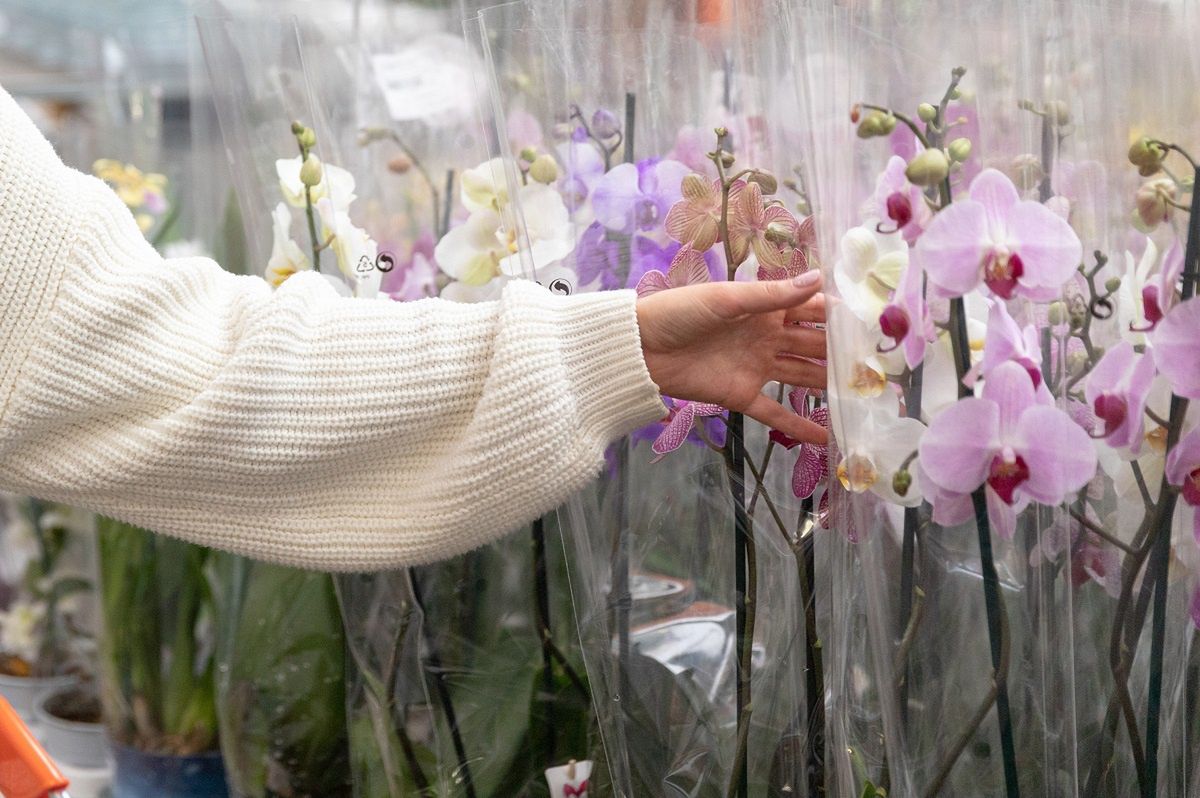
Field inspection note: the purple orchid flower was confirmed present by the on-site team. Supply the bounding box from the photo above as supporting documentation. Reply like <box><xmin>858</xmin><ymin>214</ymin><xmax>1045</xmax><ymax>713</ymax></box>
<box><xmin>1191</xmin><ymin>585</ymin><xmax>1200</xmax><ymax>630</ymax></box>
<box><xmin>576</xmin><ymin>226</ymin><xmax>717</xmax><ymax>291</ymax></box>
<box><xmin>965</xmin><ymin>299</ymin><xmax>1050</xmax><ymax>399</ymax></box>
<box><xmin>1151</xmin><ymin>296</ymin><xmax>1200</xmax><ymax>399</ymax></box>
<box><xmin>652</xmin><ymin>398</ymin><xmax>726</xmax><ymax>460</ymax></box>
<box><xmin>915</xmin><ymin>169</ymin><xmax>1082</xmax><ymax>301</ymax></box>
<box><xmin>1165</xmin><ymin>426</ymin><xmax>1200</xmax><ymax>545</ymax></box>
<box><xmin>879</xmin><ymin>256</ymin><xmax>933</xmax><ymax>370</ymax></box>
<box><xmin>873</xmin><ymin>155</ymin><xmax>933</xmax><ymax>242</ymax></box>
<box><xmin>919</xmin><ymin>360</ymin><xmax>1097</xmax><ymax>539</ymax></box>
<box><xmin>592</xmin><ymin>157</ymin><xmax>691</xmax><ymax>235</ymax></box>
<box><xmin>1083</xmin><ymin>341</ymin><xmax>1157</xmax><ymax>453</ymax></box>
<box><xmin>556</xmin><ymin>139</ymin><xmax>606</xmax><ymax>212</ymax></box>
<box><xmin>767</xmin><ymin>388</ymin><xmax>829</xmax><ymax>499</ymax></box>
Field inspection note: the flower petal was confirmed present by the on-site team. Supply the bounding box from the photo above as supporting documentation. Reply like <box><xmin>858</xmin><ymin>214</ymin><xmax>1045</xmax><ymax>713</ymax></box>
<box><xmin>919</xmin><ymin>397</ymin><xmax>998</xmax><ymax>494</ymax></box>
<box><xmin>1008</xmin><ymin>201</ymin><xmax>1084</xmax><ymax>292</ymax></box>
<box><xmin>1166</xmin><ymin>428</ymin><xmax>1200</xmax><ymax>487</ymax></box>
<box><xmin>915</xmin><ymin>200</ymin><xmax>988</xmax><ymax>297</ymax></box>
<box><xmin>1151</xmin><ymin>297</ymin><xmax>1200</xmax><ymax>399</ymax></box>
<box><xmin>635</xmin><ymin>269</ymin><xmax>672</xmax><ymax>297</ymax></box>
<box><xmin>652</xmin><ymin>403</ymin><xmax>697</xmax><ymax>456</ymax></box>
<box><xmin>968</xmin><ymin>168</ymin><xmax>1020</xmax><ymax>237</ymax></box>
<box><xmin>1015</xmin><ymin>405</ymin><xmax>1098</xmax><ymax>505</ymax></box>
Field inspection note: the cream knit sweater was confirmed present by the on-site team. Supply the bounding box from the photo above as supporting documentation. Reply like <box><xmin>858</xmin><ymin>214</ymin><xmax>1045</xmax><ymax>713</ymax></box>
<box><xmin>0</xmin><ymin>87</ymin><xmax>667</xmax><ymax>571</ymax></box>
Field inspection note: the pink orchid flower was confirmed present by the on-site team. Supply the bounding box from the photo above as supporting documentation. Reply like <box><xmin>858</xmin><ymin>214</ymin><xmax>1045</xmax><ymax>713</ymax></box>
<box><xmin>965</xmin><ymin>299</ymin><xmax>1049</xmax><ymax>398</ymax></box>
<box><xmin>1139</xmin><ymin>238</ymin><xmax>1184</xmax><ymax>330</ymax></box>
<box><xmin>1165</xmin><ymin>426</ymin><xmax>1200</xmax><ymax>544</ymax></box>
<box><xmin>726</xmin><ymin>181</ymin><xmax>800</xmax><ymax>268</ymax></box>
<box><xmin>878</xmin><ymin>255</ymin><xmax>932</xmax><ymax>370</ymax></box>
<box><xmin>1191</xmin><ymin>586</ymin><xmax>1200</xmax><ymax>630</ymax></box>
<box><xmin>768</xmin><ymin>388</ymin><xmax>829</xmax><ymax>499</ymax></box>
<box><xmin>1083</xmin><ymin>341</ymin><xmax>1157</xmax><ymax>453</ymax></box>
<box><xmin>915</xmin><ymin>169</ymin><xmax>1082</xmax><ymax>301</ymax></box>
<box><xmin>919</xmin><ymin>360</ymin><xmax>1097</xmax><ymax>539</ymax></box>
<box><xmin>652</xmin><ymin>398</ymin><xmax>725</xmax><ymax>460</ymax></box>
<box><xmin>1150</xmin><ymin>296</ymin><xmax>1200</xmax><ymax>400</ymax></box>
<box><xmin>635</xmin><ymin>245</ymin><xmax>713</xmax><ymax>297</ymax></box>
<box><xmin>873</xmin><ymin>155</ymin><xmax>933</xmax><ymax>242</ymax></box>
<box><xmin>664</xmin><ymin>176</ymin><xmax>743</xmax><ymax>253</ymax></box>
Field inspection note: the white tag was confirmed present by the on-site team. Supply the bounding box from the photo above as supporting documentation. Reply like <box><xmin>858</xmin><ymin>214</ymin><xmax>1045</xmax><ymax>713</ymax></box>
<box><xmin>371</xmin><ymin>34</ymin><xmax>480</xmax><ymax>126</ymax></box>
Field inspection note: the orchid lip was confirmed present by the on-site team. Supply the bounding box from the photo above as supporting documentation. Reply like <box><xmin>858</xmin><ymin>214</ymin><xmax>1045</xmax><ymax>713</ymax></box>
<box><xmin>1092</xmin><ymin>393</ymin><xmax>1128</xmax><ymax>438</ymax></box>
<box><xmin>983</xmin><ymin>250</ymin><xmax>1024</xmax><ymax>300</ymax></box>
<box><xmin>1183</xmin><ymin>468</ymin><xmax>1200</xmax><ymax>507</ymax></box>
<box><xmin>987</xmin><ymin>453</ymin><xmax>1030</xmax><ymax>505</ymax></box>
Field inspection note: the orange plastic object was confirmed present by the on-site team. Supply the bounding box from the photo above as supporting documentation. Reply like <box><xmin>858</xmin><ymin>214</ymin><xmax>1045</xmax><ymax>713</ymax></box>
<box><xmin>0</xmin><ymin>695</ymin><xmax>70</xmax><ymax>798</ymax></box>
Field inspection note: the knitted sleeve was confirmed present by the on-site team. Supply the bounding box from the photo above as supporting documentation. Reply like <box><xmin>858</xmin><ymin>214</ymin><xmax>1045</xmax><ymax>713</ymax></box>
<box><xmin>0</xmin><ymin>87</ymin><xmax>666</xmax><ymax>571</ymax></box>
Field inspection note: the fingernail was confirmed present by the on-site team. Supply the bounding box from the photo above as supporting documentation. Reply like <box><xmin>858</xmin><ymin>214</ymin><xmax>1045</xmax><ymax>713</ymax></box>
<box><xmin>792</xmin><ymin>271</ymin><xmax>820</xmax><ymax>287</ymax></box>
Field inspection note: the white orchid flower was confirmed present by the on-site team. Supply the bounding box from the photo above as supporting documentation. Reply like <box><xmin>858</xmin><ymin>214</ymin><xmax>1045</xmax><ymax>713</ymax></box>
<box><xmin>833</xmin><ymin>225</ymin><xmax>909</xmax><ymax>326</ymax></box>
<box><xmin>266</xmin><ymin>202</ymin><xmax>312</xmax><ymax>287</ymax></box>
<box><xmin>460</xmin><ymin>157</ymin><xmax>510</xmax><ymax>214</ymax></box>
<box><xmin>497</xmin><ymin>183</ymin><xmax>573</xmax><ymax>278</ymax></box>
<box><xmin>315</xmin><ymin>198</ymin><xmax>380</xmax><ymax>299</ymax></box>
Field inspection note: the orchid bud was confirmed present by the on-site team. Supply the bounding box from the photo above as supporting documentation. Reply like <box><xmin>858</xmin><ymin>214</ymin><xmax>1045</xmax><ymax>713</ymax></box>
<box><xmin>849</xmin><ymin>104</ymin><xmax>862</xmax><ymax>123</ymax></box>
<box><xmin>1017</xmin><ymin>99</ymin><xmax>1036</xmax><ymax>112</ymax></box>
<box><xmin>299</xmin><ymin>154</ymin><xmax>323</xmax><ymax>187</ymax></box>
<box><xmin>1046</xmin><ymin>301</ymin><xmax>1067</xmax><ymax>326</ymax></box>
<box><xmin>519</xmin><ymin>146</ymin><xmax>539</xmax><ymax>163</ymax></box>
<box><xmin>714</xmin><ymin>126</ymin><xmax>729</xmax><ymax>139</ymax></box>
<box><xmin>917</xmin><ymin>103</ymin><xmax>937</xmax><ymax>123</ymax></box>
<box><xmin>1046</xmin><ymin>100</ymin><xmax>1070</xmax><ymax>126</ymax></box>
<box><xmin>297</xmin><ymin>127</ymin><xmax>317</xmax><ymax>150</ymax></box>
<box><xmin>947</xmin><ymin>138</ymin><xmax>972</xmax><ymax>162</ymax></box>
<box><xmin>892</xmin><ymin>468</ymin><xmax>912</xmax><ymax>498</ymax></box>
<box><xmin>856</xmin><ymin>110</ymin><xmax>896</xmax><ymax>139</ymax></box>
<box><xmin>948</xmin><ymin>88</ymin><xmax>962</xmax><ymax>100</ymax></box>
<box><xmin>905</xmin><ymin>148</ymin><xmax>950</xmax><ymax>187</ymax></box>
<box><xmin>291</xmin><ymin>120</ymin><xmax>306</xmax><ymax>136</ymax></box>
<box><xmin>1067</xmin><ymin>350</ymin><xmax>1089</xmax><ymax>377</ymax></box>
<box><xmin>1136</xmin><ymin>177</ymin><xmax>1175</xmax><ymax>228</ymax></box>
<box><xmin>529</xmin><ymin>154</ymin><xmax>559</xmax><ymax>184</ymax></box>
<box><xmin>748</xmin><ymin>170</ymin><xmax>778</xmax><ymax>194</ymax></box>
<box><xmin>720</xmin><ymin>152</ymin><xmax>736</xmax><ymax>169</ymax></box>
<box><xmin>387</xmin><ymin>155</ymin><xmax>412</xmax><ymax>174</ymax></box>
<box><xmin>591</xmin><ymin>109</ymin><xmax>621</xmax><ymax>140</ymax></box>
<box><xmin>1104</xmin><ymin>276</ymin><xmax>1122</xmax><ymax>294</ymax></box>
<box><xmin>1128</xmin><ymin>137</ymin><xmax>1165</xmax><ymax>172</ymax></box>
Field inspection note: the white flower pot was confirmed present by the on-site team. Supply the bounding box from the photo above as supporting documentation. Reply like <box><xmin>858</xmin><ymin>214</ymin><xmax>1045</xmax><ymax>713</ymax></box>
<box><xmin>0</xmin><ymin>671</ymin><xmax>76</xmax><ymax>721</ymax></box>
<box><xmin>35</xmin><ymin>687</ymin><xmax>109</xmax><ymax>769</ymax></box>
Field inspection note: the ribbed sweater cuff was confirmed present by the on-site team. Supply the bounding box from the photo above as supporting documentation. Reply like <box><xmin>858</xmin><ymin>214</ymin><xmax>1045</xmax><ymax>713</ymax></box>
<box><xmin>549</xmin><ymin>287</ymin><xmax>667</xmax><ymax>445</ymax></box>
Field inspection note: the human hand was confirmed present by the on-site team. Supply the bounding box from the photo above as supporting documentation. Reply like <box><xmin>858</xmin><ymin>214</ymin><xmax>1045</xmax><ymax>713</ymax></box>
<box><xmin>636</xmin><ymin>271</ymin><xmax>828</xmax><ymax>444</ymax></box>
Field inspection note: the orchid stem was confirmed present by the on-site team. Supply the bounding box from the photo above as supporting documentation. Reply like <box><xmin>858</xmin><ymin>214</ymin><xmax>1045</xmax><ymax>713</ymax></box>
<box><xmin>531</xmin><ymin>517</ymin><xmax>557</xmax><ymax>767</ymax></box>
<box><xmin>711</xmin><ymin>128</ymin><xmax>755</xmax><ymax>798</ymax></box>
<box><xmin>945</xmin><ymin>297</ymin><xmax>1021</xmax><ymax>798</ymax></box>
<box><xmin>1142</xmin><ymin>165</ymin><xmax>1199</xmax><ymax>796</ymax></box>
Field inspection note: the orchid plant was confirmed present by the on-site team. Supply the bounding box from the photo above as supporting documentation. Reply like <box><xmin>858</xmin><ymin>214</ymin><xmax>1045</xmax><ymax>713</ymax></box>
<box><xmin>0</xmin><ymin>497</ymin><xmax>94</xmax><ymax>681</ymax></box>
<box><xmin>827</xmin><ymin>67</ymin><xmax>1200</xmax><ymax>797</ymax></box>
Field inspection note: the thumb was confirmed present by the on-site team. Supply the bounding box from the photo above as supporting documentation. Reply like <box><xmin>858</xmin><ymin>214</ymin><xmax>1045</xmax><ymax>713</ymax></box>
<box><xmin>723</xmin><ymin>272</ymin><xmax>823</xmax><ymax>315</ymax></box>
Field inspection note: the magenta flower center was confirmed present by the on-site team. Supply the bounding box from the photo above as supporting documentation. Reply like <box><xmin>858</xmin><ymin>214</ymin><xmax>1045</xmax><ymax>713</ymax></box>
<box><xmin>983</xmin><ymin>251</ymin><xmax>1024</xmax><ymax>299</ymax></box>
<box><xmin>1183</xmin><ymin>467</ymin><xmax>1200</xmax><ymax>507</ymax></box>
<box><xmin>879</xmin><ymin>305</ymin><xmax>910</xmax><ymax>341</ymax></box>
<box><xmin>987</xmin><ymin>452</ymin><xmax>1030</xmax><ymax>504</ymax></box>
<box><xmin>1092</xmin><ymin>393</ymin><xmax>1128</xmax><ymax>438</ymax></box>
<box><xmin>1141</xmin><ymin>285</ymin><xmax>1163</xmax><ymax>326</ymax></box>
<box><xmin>885</xmin><ymin>192</ymin><xmax>913</xmax><ymax>228</ymax></box>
